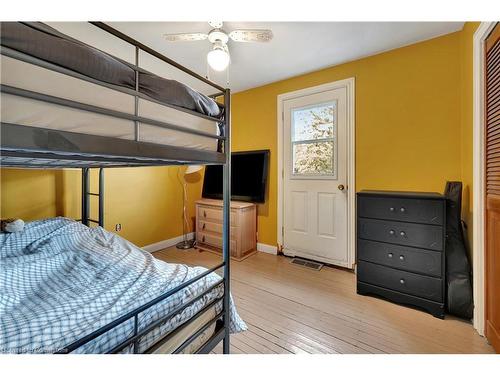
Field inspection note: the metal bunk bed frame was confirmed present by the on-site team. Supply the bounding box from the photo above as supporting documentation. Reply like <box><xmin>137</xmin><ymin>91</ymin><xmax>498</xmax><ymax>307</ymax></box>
<box><xmin>0</xmin><ymin>22</ymin><xmax>232</xmax><ymax>354</ymax></box>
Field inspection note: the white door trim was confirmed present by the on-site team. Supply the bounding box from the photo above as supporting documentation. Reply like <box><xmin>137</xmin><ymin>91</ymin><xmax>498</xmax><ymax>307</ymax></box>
<box><xmin>472</xmin><ymin>22</ymin><xmax>496</xmax><ymax>336</ymax></box>
<box><xmin>277</xmin><ymin>78</ymin><xmax>356</xmax><ymax>268</ymax></box>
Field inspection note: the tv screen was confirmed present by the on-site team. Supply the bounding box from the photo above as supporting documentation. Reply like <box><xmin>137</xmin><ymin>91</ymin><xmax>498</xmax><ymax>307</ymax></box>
<box><xmin>202</xmin><ymin>150</ymin><xmax>270</xmax><ymax>203</ymax></box>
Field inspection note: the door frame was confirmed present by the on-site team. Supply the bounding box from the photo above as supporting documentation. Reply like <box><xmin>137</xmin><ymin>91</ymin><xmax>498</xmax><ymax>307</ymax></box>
<box><xmin>473</xmin><ymin>22</ymin><xmax>496</xmax><ymax>336</ymax></box>
<box><xmin>277</xmin><ymin>78</ymin><xmax>356</xmax><ymax>268</ymax></box>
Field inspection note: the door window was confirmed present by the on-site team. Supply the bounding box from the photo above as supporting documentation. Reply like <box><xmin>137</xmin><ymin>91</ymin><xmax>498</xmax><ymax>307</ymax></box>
<box><xmin>291</xmin><ymin>101</ymin><xmax>336</xmax><ymax>178</ymax></box>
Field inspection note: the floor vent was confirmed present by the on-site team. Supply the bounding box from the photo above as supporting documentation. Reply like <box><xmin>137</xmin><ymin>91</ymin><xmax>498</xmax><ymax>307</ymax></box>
<box><xmin>290</xmin><ymin>257</ymin><xmax>323</xmax><ymax>271</ymax></box>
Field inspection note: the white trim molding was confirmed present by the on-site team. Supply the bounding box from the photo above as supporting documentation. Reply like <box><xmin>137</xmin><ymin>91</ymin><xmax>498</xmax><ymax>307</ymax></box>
<box><xmin>257</xmin><ymin>243</ymin><xmax>278</xmax><ymax>255</ymax></box>
<box><xmin>142</xmin><ymin>232</ymin><xmax>194</xmax><ymax>253</ymax></box>
<box><xmin>472</xmin><ymin>22</ymin><xmax>496</xmax><ymax>336</ymax></box>
<box><xmin>277</xmin><ymin>77</ymin><xmax>356</xmax><ymax>269</ymax></box>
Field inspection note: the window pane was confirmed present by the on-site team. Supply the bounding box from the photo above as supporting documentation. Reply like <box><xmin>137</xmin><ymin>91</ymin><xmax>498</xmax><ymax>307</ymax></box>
<box><xmin>293</xmin><ymin>141</ymin><xmax>334</xmax><ymax>175</ymax></box>
<box><xmin>292</xmin><ymin>102</ymin><xmax>335</xmax><ymax>141</ymax></box>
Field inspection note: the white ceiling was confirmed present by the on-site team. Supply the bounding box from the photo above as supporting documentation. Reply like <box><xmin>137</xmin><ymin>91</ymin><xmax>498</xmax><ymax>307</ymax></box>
<box><xmin>107</xmin><ymin>22</ymin><xmax>463</xmax><ymax>93</ymax></box>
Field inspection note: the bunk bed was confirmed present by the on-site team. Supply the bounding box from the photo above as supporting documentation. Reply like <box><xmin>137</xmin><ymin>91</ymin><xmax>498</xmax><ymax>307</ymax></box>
<box><xmin>0</xmin><ymin>22</ymin><xmax>243</xmax><ymax>354</ymax></box>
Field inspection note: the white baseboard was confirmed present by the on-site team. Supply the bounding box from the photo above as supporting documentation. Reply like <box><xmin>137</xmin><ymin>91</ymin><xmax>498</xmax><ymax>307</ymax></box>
<box><xmin>143</xmin><ymin>235</ymin><xmax>277</xmax><ymax>256</ymax></box>
<box><xmin>142</xmin><ymin>232</ymin><xmax>194</xmax><ymax>253</ymax></box>
<box><xmin>257</xmin><ymin>242</ymin><xmax>278</xmax><ymax>255</ymax></box>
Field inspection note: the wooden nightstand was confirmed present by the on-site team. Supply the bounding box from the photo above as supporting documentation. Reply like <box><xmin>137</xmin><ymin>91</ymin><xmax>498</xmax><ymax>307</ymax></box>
<box><xmin>195</xmin><ymin>198</ymin><xmax>257</xmax><ymax>261</ymax></box>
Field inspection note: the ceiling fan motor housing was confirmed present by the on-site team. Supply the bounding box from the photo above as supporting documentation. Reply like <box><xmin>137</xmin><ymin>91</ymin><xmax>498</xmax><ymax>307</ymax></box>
<box><xmin>208</xmin><ymin>29</ymin><xmax>229</xmax><ymax>44</ymax></box>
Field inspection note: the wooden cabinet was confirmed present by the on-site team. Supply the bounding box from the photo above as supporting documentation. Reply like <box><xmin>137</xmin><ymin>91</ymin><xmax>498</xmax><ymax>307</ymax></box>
<box><xmin>195</xmin><ymin>199</ymin><xmax>257</xmax><ymax>261</ymax></box>
<box><xmin>485</xmin><ymin>23</ymin><xmax>500</xmax><ymax>353</ymax></box>
<box><xmin>356</xmin><ymin>191</ymin><xmax>446</xmax><ymax>319</ymax></box>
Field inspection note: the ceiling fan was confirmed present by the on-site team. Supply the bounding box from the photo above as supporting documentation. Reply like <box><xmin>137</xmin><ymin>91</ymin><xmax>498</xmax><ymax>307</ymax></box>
<box><xmin>164</xmin><ymin>21</ymin><xmax>273</xmax><ymax>71</ymax></box>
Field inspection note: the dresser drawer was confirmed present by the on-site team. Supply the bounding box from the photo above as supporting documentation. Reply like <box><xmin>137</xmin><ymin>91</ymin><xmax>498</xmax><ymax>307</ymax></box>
<box><xmin>197</xmin><ymin>232</ymin><xmax>237</xmax><ymax>256</ymax></box>
<box><xmin>358</xmin><ymin>218</ymin><xmax>443</xmax><ymax>251</ymax></box>
<box><xmin>358</xmin><ymin>196</ymin><xmax>444</xmax><ymax>225</ymax></box>
<box><xmin>357</xmin><ymin>261</ymin><xmax>442</xmax><ymax>302</ymax></box>
<box><xmin>197</xmin><ymin>205</ymin><xmax>238</xmax><ymax>226</ymax></box>
<box><xmin>198</xmin><ymin>220</ymin><xmax>237</xmax><ymax>239</ymax></box>
<box><xmin>357</xmin><ymin>239</ymin><xmax>442</xmax><ymax>277</ymax></box>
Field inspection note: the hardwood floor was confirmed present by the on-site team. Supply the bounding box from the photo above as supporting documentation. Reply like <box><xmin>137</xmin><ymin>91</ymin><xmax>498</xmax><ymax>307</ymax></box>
<box><xmin>154</xmin><ymin>247</ymin><xmax>494</xmax><ymax>354</ymax></box>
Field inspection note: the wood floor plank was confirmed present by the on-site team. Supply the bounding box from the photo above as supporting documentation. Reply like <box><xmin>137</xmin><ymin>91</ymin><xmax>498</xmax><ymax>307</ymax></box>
<box><xmin>154</xmin><ymin>248</ymin><xmax>494</xmax><ymax>354</ymax></box>
<box><xmin>243</xmin><ymin>322</ymin><xmax>310</xmax><ymax>354</ymax></box>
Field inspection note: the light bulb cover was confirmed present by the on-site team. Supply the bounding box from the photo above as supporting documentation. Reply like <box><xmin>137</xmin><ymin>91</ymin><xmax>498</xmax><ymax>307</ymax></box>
<box><xmin>185</xmin><ymin>165</ymin><xmax>203</xmax><ymax>175</ymax></box>
<box><xmin>207</xmin><ymin>46</ymin><xmax>230</xmax><ymax>71</ymax></box>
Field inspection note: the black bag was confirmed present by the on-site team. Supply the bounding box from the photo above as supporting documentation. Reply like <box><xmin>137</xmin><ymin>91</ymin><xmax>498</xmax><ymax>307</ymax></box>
<box><xmin>444</xmin><ymin>181</ymin><xmax>473</xmax><ymax>319</ymax></box>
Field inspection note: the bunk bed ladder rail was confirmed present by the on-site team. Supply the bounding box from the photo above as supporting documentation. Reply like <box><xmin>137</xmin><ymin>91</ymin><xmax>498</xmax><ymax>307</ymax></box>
<box><xmin>81</xmin><ymin>167</ymin><xmax>104</xmax><ymax>227</ymax></box>
<box><xmin>222</xmin><ymin>88</ymin><xmax>231</xmax><ymax>354</ymax></box>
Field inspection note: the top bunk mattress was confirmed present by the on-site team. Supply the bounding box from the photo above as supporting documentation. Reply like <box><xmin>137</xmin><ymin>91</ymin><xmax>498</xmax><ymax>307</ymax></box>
<box><xmin>0</xmin><ymin>22</ymin><xmax>222</xmax><ymax>118</ymax></box>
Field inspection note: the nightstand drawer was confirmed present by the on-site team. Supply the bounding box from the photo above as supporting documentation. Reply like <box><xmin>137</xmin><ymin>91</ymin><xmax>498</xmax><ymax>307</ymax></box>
<box><xmin>357</xmin><ymin>261</ymin><xmax>442</xmax><ymax>302</ymax></box>
<box><xmin>358</xmin><ymin>218</ymin><xmax>443</xmax><ymax>251</ymax></box>
<box><xmin>197</xmin><ymin>206</ymin><xmax>238</xmax><ymax>226</ymax></box>
<box><xmin>358</xmin><ymin>196</ymin><xmax>444</xmax><ymax>225</ymax></box>
<box><xmin>357</xmin><ymin>239</ymin><xmax>442</xmax><ymax>277</ymax></box>
<box><xmin>198</xmin><ymin>221</ymin><xmax>236</xmax><ymax>239</ymax></box>
<box><xmin>197</xmin><ymin>232</ymin><xmax>237</xmax><ymax>256</ymax></box>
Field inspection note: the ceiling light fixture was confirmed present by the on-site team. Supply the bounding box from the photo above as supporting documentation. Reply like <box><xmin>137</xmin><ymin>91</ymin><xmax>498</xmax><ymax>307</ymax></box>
<box><xmin>207</xmin><ymin>42</ymin><xmax>230</xmax><ymax>71</ymax></box>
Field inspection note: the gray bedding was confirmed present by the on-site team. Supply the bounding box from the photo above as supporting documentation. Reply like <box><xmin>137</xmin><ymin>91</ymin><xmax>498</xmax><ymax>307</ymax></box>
<box><xmin>0</xmin><ymin>22</ymin><xmax>222</xmax><ymax>118</ymax></box>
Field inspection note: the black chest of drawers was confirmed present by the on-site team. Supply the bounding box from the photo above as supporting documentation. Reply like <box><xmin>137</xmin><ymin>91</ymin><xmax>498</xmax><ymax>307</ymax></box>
<box><xmin>356</xmin><ymin>190</ymin><xmax>446</xmax><ymax>319</ymax></box>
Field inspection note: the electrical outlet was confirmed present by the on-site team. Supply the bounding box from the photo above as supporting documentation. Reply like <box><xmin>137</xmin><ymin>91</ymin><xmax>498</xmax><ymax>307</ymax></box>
<box><xmin>115</xmin><ymin>223</ymin><xmax>122</xmax><ymax>232</ymax></box>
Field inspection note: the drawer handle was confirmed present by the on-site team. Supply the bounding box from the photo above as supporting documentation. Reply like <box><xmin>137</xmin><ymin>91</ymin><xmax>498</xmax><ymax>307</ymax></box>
<box><xmin>399</xmin><ymin>278</ymin><xmax>405</xmax><ymax>285</ymax></box>
<box><xmin>388</xmin><ymin>253</ymin><xmax>393</xmax><ymax>258</ymax></box>
<box><xmin>203</xmin><ymin>223</ymin><xmax>206</xmax><ymax>230</ymax></box>
<box><xmin>389</xmin><ymin>229</ymin><xmax>395</xmax><ymax>235</ymax></box>
<box><xmin>400</xmin><ymin>207</ymin><xmax>406</xmax><ymax>213</ymax></box>
<box><xmin>400</xmin><ymin>231</ymin><xmax>406</xmax><ymax>237</ymax></box>
<box><xmin>202</xmin><ymin>235</ymin><xmax>205</xmax><ymax>242</ymax></box>
<box><xmin>399</xmin><ymin>255</ymin><xmax>405</xmax><ymax>261</ymax></box>
<box><xmin>203</xmin><ymin>211</ymin><xmax>207</xmax><ymax>218</ymax></box>
<box><xmin>389</xmin><ymin>207</ymin><xmax>395</xmax><ymax>212</ymax></box>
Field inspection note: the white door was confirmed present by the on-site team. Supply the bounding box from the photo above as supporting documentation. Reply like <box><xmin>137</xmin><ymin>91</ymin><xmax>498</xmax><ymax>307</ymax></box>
<box><xmin>282</xmin><ymin>87</ymin><xmax>348</xmax><ymax>266</ymax></box>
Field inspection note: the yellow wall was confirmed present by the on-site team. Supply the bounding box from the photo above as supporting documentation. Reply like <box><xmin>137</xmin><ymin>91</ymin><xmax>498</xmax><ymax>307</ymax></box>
<box><xmin>0</xmin><ymin>169</ymin><xmax>64</xmax><ymax>220</ymax></box>
<box><xmin>233</xmin><ymin>30</ymin><xmax>469</xmax><ymax>247</ymax></box>
<box><xmin>460</xmin><ymin>22</ymin><xmax>480</xmax><ymax>252</ymax></box>
<box><xmin>0</xmin><ymin>23</ymin><xmax>478</xmax><ymax>252</ymax></box>
<box><xmin>0</xmin><ymin>166</ymin><xmax>203</xmax><ymax>248</ymax></box>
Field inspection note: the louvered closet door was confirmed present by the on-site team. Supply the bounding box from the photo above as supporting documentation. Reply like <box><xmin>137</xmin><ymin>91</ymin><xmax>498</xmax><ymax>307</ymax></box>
<box><xmin>485</xmin><ymin>22</ymin><xmax>500</xmax><ymax>353</ymax></box>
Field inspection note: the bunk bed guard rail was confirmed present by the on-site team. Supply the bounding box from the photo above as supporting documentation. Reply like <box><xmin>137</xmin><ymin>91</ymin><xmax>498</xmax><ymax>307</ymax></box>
<box><xmin>1</xmin><ymin>21</ymin><xmax>227</xmax><ymax>167</ymax></box>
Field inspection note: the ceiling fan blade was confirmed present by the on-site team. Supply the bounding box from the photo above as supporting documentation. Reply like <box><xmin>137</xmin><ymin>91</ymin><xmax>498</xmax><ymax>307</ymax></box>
<box><xmin>164</xmin><ymin>33</ymin><xmax>208</xmax><ymax>42</ymax></box>
<box><xmin>208</xmin><ymin>21</ymin><xmax>223</xmax><ymax>29</ymax></box>
<box><xmin>229</xmin><ymin>29</ymin><xmax>273</xmax><ymax>43</ymax></box>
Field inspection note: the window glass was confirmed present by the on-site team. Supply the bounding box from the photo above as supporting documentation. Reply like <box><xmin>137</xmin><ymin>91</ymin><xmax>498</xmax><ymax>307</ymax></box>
<box><xmin>291</xmin><ymin>102</ymin><xmax>336</xmax><ymax>177</ymax></box>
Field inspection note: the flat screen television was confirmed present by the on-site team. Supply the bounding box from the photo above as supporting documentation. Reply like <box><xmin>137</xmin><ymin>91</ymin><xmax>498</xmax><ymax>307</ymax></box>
<box><xmin>202</xmin><ymin>150</ymin><xmax>270</xmax><ymax>203</ymax></box>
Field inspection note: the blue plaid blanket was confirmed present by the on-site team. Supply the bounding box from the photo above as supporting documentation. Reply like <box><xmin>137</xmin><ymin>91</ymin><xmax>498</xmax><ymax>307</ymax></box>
<box><xmin>0</xmin><ymin>218</ymin><xmax>246</xmax><ymax>354</ymax></box>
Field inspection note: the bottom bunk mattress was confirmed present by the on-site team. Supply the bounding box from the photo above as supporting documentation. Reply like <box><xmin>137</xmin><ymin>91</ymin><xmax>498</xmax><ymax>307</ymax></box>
<box><xmin>0</xmin><ymin>218</ymin><xmax>246</xmax><ymax>354</ymax></box>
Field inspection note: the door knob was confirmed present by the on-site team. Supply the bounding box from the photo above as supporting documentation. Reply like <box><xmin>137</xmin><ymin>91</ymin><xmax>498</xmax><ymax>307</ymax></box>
<box><xmin>338</xmin><ymin>184</ymin><xmax>345</xmax><ymax>191</ymax></box>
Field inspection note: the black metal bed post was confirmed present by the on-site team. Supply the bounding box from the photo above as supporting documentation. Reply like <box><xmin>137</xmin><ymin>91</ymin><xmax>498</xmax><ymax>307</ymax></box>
<box><xmin>222</xmin><ymin>88</ymin><xmax>231</xmax><ymax>354</ymax></box>
<box><xmin>134</xmin><ymin>46</ymin><xmax>139</xmax><ymax>141</ymax></box>
<box><xmin>98</xmin><ymin>168</ymin><xmax>104</xmax><ymax>227</ymax></box>
<box><xmin>81</xmin><ymin>168</ymin><xmax>90</xmax><ymax>226</ymax></box>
